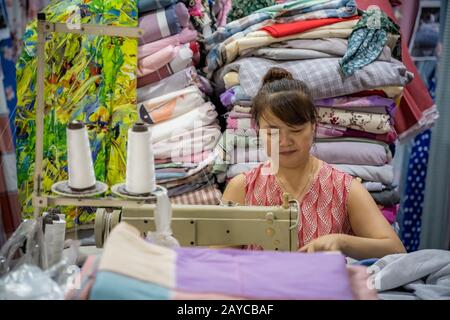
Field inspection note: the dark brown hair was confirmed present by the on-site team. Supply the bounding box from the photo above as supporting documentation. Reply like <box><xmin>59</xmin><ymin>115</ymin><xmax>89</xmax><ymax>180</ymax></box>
<box><xmin>251</xmin><ymin>67</ymin><xmax>317</xmax><ymax>127</ymax></box>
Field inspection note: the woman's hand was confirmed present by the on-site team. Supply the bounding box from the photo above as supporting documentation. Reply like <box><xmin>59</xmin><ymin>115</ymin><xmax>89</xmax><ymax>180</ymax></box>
<box><xmin>298</xmin><ymin>234</ymin><xmax>347</xmax><ymax>253</ymax></box>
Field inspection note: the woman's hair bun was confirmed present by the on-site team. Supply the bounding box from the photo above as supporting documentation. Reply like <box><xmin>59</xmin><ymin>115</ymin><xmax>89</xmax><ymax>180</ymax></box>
<box><xmin>262</xmin><ymin>67</ymin><xmax>294</xmax><ymax>85</ymax></box>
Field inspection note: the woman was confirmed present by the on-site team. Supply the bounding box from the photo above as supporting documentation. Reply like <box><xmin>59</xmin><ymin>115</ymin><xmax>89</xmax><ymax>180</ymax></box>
<box><xmin>223</xmin><ymin>67</ymin><xmax>406</xmax><ymax>260</ymax></box>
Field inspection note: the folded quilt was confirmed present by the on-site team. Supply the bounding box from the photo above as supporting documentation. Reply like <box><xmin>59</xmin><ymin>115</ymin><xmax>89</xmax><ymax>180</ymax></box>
<box><xmin>216</xmin><ymin>57</ymin><xmax>413</xmax><ymax>99</ymax></box>
<box><xmin>138</xmin><ymin>0</ymin><xmax>177</xmax><ymax>14</ymax></box>
<box><xmin>138</xmin><ymin>3</ymin><xmax>190</xmax><ymax>45</ymax></box>
<box><xmin>311</xmin><ymin>141</ymin><xmax>391</xmax><ymax>166</ymax></box>
<box><xmin>317</xmin><ymin>107</ymin><xmax>392</xmax><ymax>134</ymax></box>
<box><xmin>261</xmin><ymin>16</ymin><xmax>359</xmax><ymax>38</ymax></box>
<box><xmin>370</xmin><ymin>188</ymin><xmax>400</xmax><ymax>207</ymax></box>
<box><xmin>92</xmin><ymin>222</ymin><xmax>354</xmax><ymax>299</ymax></box>
<box><xmin>137</xmin><ymin>45</ymin><xmax>193</xmax><ymax>88</ymax></box>
<box><xmin>226</xmin><ymin>117</ymin><xmax>257</xmax><ymax>130</ymax></box>
<box><xmin>147</xmin><ymin>102</ymin><xmax>217</xmax><ymax>142</ymax></box>
<box><xmin>152</xmin><ymin>124</ymin><xmax>221</xmax><ymax>159</ymax></box>
<box><xmin>139</xmin><ymin>86</ymin><xmax>205</xmax><ymax>124</ymax></box>
<box><xmin>316</xmin><ymin>124</ymin><xmax>397</xmax><ymax>144</ymax></box>
<box><xmin>333</xmin><ymin>164</ymin><xmax>394</xmax><ymax>185</ymax></box>
<box><xmin>138</xmin><ymin>28</ymin><xmax>197</xmax><ymax>60</ymax></box>
<box><xmin>138</xmin><ymin>67</ymin><xmax>202</xmax><ymax>103</ymax></box>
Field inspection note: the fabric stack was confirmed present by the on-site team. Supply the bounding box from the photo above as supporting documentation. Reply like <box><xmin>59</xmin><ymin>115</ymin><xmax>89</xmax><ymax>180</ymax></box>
<box><xmin>137</xmin><ymin>1</ymin><xmax>222</xmax><ymax>204</ymax></box>
<box><xmin>205</xmin><ymin>0</ymin><xmax>413</xmax><ymax>226</ymax></box>
<box><xmin>66</xmin><ymin>222</ymin><xmax>378</xmax><ymax>300</ymax></box>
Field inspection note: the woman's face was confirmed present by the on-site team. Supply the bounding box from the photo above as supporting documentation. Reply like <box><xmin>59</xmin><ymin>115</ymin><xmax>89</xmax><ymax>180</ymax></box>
<box><xmin>258</xmin><ymin>111</ymin><xmax>315</xmax><ymax>169</ymax></box>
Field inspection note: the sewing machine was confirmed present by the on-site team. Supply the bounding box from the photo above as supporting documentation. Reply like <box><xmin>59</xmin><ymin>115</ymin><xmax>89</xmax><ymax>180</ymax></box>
<box><xmin>30</xmin><ymin>15</ymin><xmax>300</xmax><ymax>252</ymax></box>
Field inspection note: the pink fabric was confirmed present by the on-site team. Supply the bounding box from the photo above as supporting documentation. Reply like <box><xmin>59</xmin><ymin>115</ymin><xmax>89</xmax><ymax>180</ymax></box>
<box><xmin>244</xmin><ymin>161</ymin><xmax>354</xmax><ymax>248</ymax></box>
<box><xmin>347</xmin><ymin>265</ymin><xmax>379</xmax><ymax>300</ymax></box>
<box><xmin>138</xmin><ymin>28</ymin><xmax>198</xmax><ymax>59</ymax></box>
<box><xmin>226</xmin><ymin>117</ymin><xmax>257</xmax><ymax>130</ymax></box>
<box><xmin>137</xmin><ymin>45</ymin><xmax>179</xmax><ymax>77</ymax></box>
<box><xmin>380</xmin><ymin>205</ymin><xmax>398</xmax><ymax>224</ymax></box>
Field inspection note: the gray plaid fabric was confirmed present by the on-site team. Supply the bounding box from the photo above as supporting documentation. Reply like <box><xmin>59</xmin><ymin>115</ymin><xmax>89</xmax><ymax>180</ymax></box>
<box><xmin>217</xmin><ymin>57</ymin><xmax>414</xmax><ymax>99</ymax></box>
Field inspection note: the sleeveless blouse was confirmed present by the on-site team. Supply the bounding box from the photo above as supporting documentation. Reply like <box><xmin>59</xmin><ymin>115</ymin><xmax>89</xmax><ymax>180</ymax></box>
<box><xmin>244</xmin><ymin>161</ymin><xmax>354</xmax><ymax>248</ymax></box>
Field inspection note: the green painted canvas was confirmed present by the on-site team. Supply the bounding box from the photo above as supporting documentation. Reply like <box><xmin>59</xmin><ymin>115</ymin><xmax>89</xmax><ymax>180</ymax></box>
<box><xmin>15</xmin><ymin>0</ymin><xmax>138</xmax><ymax>228</ymax></box>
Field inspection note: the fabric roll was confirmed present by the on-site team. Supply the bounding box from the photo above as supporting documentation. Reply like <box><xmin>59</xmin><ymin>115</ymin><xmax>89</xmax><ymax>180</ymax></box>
<box><xmin>216</xmin><ymin>57</ymin><xmax>413</xmax><ymax>99</ymax></box>
<box><xmin>333</xmin><ymin>164</ymin><xmax>394</xmax><ymax>185</ymax></box>
<box><xmin>137</xmin><ymin>45</ymin><xmax>193</xmax><ymax>88</ymax></box>
<box><xmin>138</xmin><ymin>0</ymin><xmax>177</xmax><ymax>14</ymax></box>
<box><xmin>138</xmin><ymin>28</ymin><xmax>197</xmax><ymax>59</ymax></box>
<box><xmin>226</xmin><ymin>117</ymin><xmax>257</xmax><ymax>130</ymax></box>
<box><xmin>261</xmin><ymin>16</ymin><xmax>359</xmax><ymax>38</ymax></box>
<box><xmin>147</xmin><ymin>102</ymin><xmax>217</xmax><ymax>142</ymax></box>
<box><xmin>139</xmin><ymin>86</ymin><xmax>205</xmax><ymax>124</ymax></box>
<box><xmin>137</xmin><ymin>67</ymin><xmax>201</xmax><ymax>103</ymax></box>
<box><xmin>311</xmin><ymin>141</ymin><xmax>391</xmax><ymax>166</ymax></box>
<box><xmin>317</xmin><ymin>107</ymin><xmax>392</xmax><ymax>134</ymax></box>
<box><xmin>152</xmin><ymin>124</ymin><xmax>221</xmax><ymax>160</ymax></box>
<box><xmin>137</xmin><ymin>45</ymin><xmax>179</xmax><ymax>78</ymax></box>
<box><xmin>138</xmin><ymin>3</ymin><xmax>190</xmax><ymax>45</ymax></box>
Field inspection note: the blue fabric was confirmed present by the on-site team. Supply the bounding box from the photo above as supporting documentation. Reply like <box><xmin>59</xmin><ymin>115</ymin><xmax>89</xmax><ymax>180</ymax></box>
<box><xmin>351</xmin><ymin>258</ymin><xmax>378</xmax><ymax>267</ymax></box>
<box><xmin>400</xmin><ymin>130</ymin><xmax>431</xmax><ymax>252</ymax></box>
<box><xmin>138</xmin><ymin>0</ymin><xmax>176</xmax><ymax>14</ymax></box>
<box><xmin>0</xmin><ymin>37</ymin><xmax>17</xmax><ymax>146</ymax></box>
<box><xmin>90</xmin><ymin>271</ymin><xmax>171</xmax><ymax>300</ymax></box>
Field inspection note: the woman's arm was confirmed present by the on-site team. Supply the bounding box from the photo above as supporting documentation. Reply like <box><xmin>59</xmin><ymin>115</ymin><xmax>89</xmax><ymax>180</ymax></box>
<box><xmin>222</xmin><ymin>174</ymin><xmax>246</xmax><ymax>205</ymax></box>
<box><xmin>300</xmin><ymin>179</ymin><xmax>406</xmax><ymax>259</ymax></box>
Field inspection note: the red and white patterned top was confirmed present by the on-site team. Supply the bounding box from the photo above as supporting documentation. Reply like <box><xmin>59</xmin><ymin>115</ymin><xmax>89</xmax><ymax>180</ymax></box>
<box><xmin>244</xmin><ymin>161</ymin><xmax>354</xmax><ymax>248</ymax></box>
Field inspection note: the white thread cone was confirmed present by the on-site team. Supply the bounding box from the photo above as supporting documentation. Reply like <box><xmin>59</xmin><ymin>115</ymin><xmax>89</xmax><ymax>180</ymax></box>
<box><xmin>125</xmin><ymin>123</ymin><xmax>156</xmax><ymax>194</ymax></box>
<box><xmin>67</xmin><ymin>121</ymin><xmax>96</xmax><ymax>190</ymax></box>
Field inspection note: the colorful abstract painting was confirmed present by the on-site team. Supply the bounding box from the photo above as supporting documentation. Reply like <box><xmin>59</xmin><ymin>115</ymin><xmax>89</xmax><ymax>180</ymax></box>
<box><xmin>15</xmin><ymin>0</ymin><xmax>138</xmax><ymax>228</ymax></box>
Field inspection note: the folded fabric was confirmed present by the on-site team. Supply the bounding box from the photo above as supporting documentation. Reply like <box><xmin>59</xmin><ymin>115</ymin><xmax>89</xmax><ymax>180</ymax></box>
<box><xmin>311</xmin><ymin>141</ymin><xmax>391</xmax><ymax>166</ymax></box>
<box><xmin>138</xmin><ymin>0</ymin><xmax>177</xmax><ymax>14</ymax></box>
<box><xmin>156</xmin><ymin>167</ymin><xmax>191</xmax><ymax>174</ymax></box>
<box><xmin>370</xmin><ymin>189</ymin><xmax>400</xmax><ymax>207</ymax></box>
<box><xmin>138</xmin><ymin>3</ymin><xmax>190</xmax><ymax>45</ymax></box>
<box><xmin>224</xmin><ymin>19</ymin><xmax>358</xmax><ymax>67</ymax></box>
<box><xmin>137</xmin><ymin>45</ymin><xmax>193</xmax><ymax>88</ymax></box>
<box><xmin>220</xmin><ymin>85</ymin><xmax>249</xmax><ymax>107</ymax></box>
<box><xmin>156</xmin><ymin>153</ymin><xmax>217</xmax><ymax>183</ymax></box>
<box><xmin>156</xmin><ymin>172</ymin><xmax>187</xmax><ymax>180</ymax></box>
<box><xmin>379</xmin><ymin>205</ymin><xmax>398</xmax><ymax>225</ymax></box>
<box><xmin>155</xmin><ymin>162</ymin><xmax>197</xmax><ymax>170</ymax></box>
<box><xmin>371</xmin><ymin>249</ymin><xmax>450</xmax><ymax>300</ymax></box>
<box><xmin>227</xmin><ymin>110</ymin><xmax>252</xmax><ymax>118</ymax></box>
<box><xmin>94</xmin><ymin>222</ymin><xmax>354</xmax><ymax>299</ymax></box>
<box><xmin>227</xmin><ymin>162</ymin><xmax>262</xmax><ymax>178</ymax></box>
<box><xmin>155</xmin><ymin>150</ymin><xmax>213</xmax><ymax>165</ymax></box>
<box><xmin>223</xmin><ymin>71</ymin><xmax>240</xmax><ymax>89</ymax></box>
<box><xmin>362</xmin><ymin>181</ymin><xmax>387</xmax><ymax>192</ymax></box>
<box><xmin>170</xmin><ymin>184</ymin><xmax>223</xmax><ymax>205</ymax></box>
<box><xmin>333</xmin><ymin>164</ymin><xmax>394</xmax><ymax>185</ymax></box>
<box><xmin>316</xmin><ymin>95</ymin><xmax>396</xmax><ymax>115</ymax></box>
<box><xmin>233</xmin><ymin>105</ymin><xmax>252</xmax><ymax>113</ymax></box>
<box><xmin>166</xmin><ymin>179</ymin><xmax>216</xmax><ymax>197</ymax></box>
<box><xmin>346</xmin><ymin>265</ymin><xmax>379</xmax><ymax>300</ymax></box>
<box><xmin>340</xmin><ymin>127</ymin><xmax>397</xmax><ymax>144</ymax></box>
<box><xmin>162</xmin><ymin>167</ymin><xmax>214</xmax><ymax>188</ymax></box>
<box><xmin>138</xmin><ymin>28</ymin><xmax>197</xmax><ymax>60</ymax></box>
<box><xmin>228</xmin><ymin>0</ymin><xmax>276</xmax><ymax>22</ymax></box>
<box><xmin>216</xmin><ymin>57</ymin><xmax>413</xmax><ymax>99</ymax></box>
<box><xmin>219</xmin><ymin>146</ymin><xmax>268</xmax><ymax>164</ymax></box>
<box><xmin>317</xmin><ymin>107</ymin><xmax>392</xmax><ymax>134</ymax></box>
<box><xmin>147</xmin><ymin>102</ymin><xmax>218</xmax><ymax>143</ymax></box>
<box><xmin>242</xmin><ymin>46</ymin><xmax>345</xmax><ymax>61</ymax></box>
<box><xmin>138</xmin><ymin>67</ymin><xmax>202</xmax><ymax>103</ymax></box>
<box><xmin>137</xmin><ymin>45</ymin><xmax>180</xmax><ymax>78</ymax></box>
<box><xmin>229</xmin><ymin>128</ymin><xmax>258</xmax><ymax>136</ymax></box>
<box><xmin>219</xmin><ymin>130</ymin><xmax>260</xmax><ymax>150</ymax></box>
<box><xmin>340</xmin><ymin>7</ymin><xmax>400</xmax><ymax>76</ymax></box>
<box><xmin>261</xmin><ymin>16</ymin><xmax>359</xmax><ymax>38</ymax></box>
<box><xmin>226</xmin><ymin>117</ymin><xmax>257</xmax><ymax>130</ymax></box>
<box><xmin>152</xmin><ymin>124</ymin><xmax>221</xmax><ymax>160</ymax></box>
<box><xmin>139</xmin><ymin>86</ymin><xmax>205</xmax><ymax>124</ymax></box>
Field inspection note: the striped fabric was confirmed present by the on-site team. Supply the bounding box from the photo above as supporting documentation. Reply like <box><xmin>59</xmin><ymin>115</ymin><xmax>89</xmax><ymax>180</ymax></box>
<box><xmin>0</xmin><ymin>74</ymin><xmax>20</xmax><ymax>244</ymax></box>
<box><xmin>170</xmin><ymin>184</ymin><xmax>222</xmax><ymax>205</ymax></box>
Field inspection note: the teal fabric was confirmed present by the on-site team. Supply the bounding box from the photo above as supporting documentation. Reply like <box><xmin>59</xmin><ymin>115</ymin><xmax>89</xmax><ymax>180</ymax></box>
<box><xmin>340</xmin><ymin>6</ymin><xmax>400</xmax><ymax>76</ymax></box>
<box><xmin>90</xmin><ymin>271</ymin><xmax>171</xmax><ymax>300</ymax></box>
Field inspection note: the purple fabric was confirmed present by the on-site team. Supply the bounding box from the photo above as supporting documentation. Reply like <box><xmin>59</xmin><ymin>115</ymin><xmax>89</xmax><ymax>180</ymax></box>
<box><xmin>220</xmin><ymin>88</ymin><xmax>235</xmax><ymax>107</ymax></box>
<box><xmin>175</xmin><ymin>247</ymin><xmax>354</xmax><ymax>299</ymax></box>
<box><xmin>315</xmin><ymin>95</ymin><xmax>397</xmax><ymax>118</ymax></box>
<box><xmin>311</xmin><ymin>141</ymin><xmax>390</xmax><ymax>166</ymax></box>
<box><xmin>138</xmin><ymin>3</ymin><xmax>190</xmax><ymax>45</ymax></box>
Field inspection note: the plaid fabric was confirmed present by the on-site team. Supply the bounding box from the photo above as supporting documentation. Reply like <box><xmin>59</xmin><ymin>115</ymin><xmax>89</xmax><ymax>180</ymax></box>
<box><xmin>219</xmin><ymin>57</ymin><xmax>413</xmax><ymax>99</ymax></box>
<box><xmin>204</xmin><ymin>0</ymin><xmax>357</xmax><ymax>76</ymax></box>
<box><xmin>170</xmin><ymin>184</ymin><xmax>222</xmax><ymax>205</ymax></box>
<box><xmin>0</xmin><ymin>77</ymin><xmax>21</xmax><ymax>242</ymax></box>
